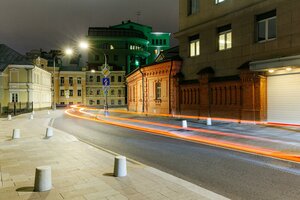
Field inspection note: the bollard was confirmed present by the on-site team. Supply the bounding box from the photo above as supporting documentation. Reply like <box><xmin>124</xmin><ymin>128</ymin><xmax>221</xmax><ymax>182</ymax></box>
<box><xmin>34</xmin><ymin>166</ymin><xmax>52</xmax><ymax>192</ymax></box>
<box><xmin>12</xmin><ymin>129</ymin><xmax>21</xmax><ymax>139</ymax></box>
<box><xmin>29</xmin><ymin>114</ymin><xmax>34</xmax><ymax>120</ymax></box>
<box><xmin>114</xmin><ymin>156</ymin><xmax>127</xmax><ymax>177</ymax></box>
<box><xmin>8</xmin><ymin>114</ymin><xmax>12</xmax><ymax>121</ymax></box>
<box><xmin>45</xmin><ymin>127</ymin><xmax>53</xmax><ymax>138</ymax></box>
<box><xmin>47</xmin><ymin>111</ymin><xmax>50</xmax><ymax>115</ymax></box>
<box><xmin>207</xmin><ymin>118</ymin><xmax>212</xmax><ymax>126</ymax></box>
<box><xmin>182</xmin><ymin>120</ymin><xmax>188</xmax><ymax>128</ymax></box>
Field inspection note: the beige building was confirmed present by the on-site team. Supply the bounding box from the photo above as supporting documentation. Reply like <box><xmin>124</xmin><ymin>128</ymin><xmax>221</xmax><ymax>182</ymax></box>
<box><xmin>86</xmin><ymin>66</ymin><xmax>126</xmax><ymax>107</ymax></box>
<box><xmin>0</xmin><ymin>44</ymin><xmax>51</xmax><ymax>114</ymax></box>
<box><xmin>174</xmin><ymin>0</ymin><xmax>300</xmax><ymax>124</ymax></box>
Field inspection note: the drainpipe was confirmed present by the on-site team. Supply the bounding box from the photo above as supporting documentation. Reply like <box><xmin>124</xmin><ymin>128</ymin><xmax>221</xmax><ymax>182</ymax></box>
<box><xmin>138</xmin><ymin>68</ymin><xmax>144</xmax><ymax>113</ymax></box>
<box><xmin>168</xmin><ymin>60</ymin><xmax>173</xmax><ymax>114</ymax></box>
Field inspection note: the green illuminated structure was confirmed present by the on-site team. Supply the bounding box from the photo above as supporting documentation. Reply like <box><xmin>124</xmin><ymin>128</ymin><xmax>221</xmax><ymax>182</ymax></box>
<box><xmin>87</xmin><ymin>20</ymin><xmax>170</xmax><ymax>74</ymax></box>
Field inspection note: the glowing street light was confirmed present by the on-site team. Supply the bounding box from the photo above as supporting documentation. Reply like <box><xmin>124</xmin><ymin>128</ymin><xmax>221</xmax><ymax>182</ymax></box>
<box><xmin>79</xmin><ymin>41</ymin><xmax>89</xmax><ymax>50</ymax></box>
<box><xmin>65</xmin><ymin>48</ymin><xmax>73</xmax><ymax>55</ymax></box>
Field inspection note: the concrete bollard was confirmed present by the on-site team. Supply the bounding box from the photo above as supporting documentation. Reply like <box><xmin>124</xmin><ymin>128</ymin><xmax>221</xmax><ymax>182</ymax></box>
<box><xmin>8</xmin><ymin>114</ymin><xmax>12</xmax><ymax>121</ymax></box>
<box><xmin>45</xmin><ymin>127</ymin><xmax>53</xmax><ymax>138</ymax></box>
<box><xmin>207</xmin><ymin>118</ymin><xmax>212</xmax><ymax>126</ymax></box>
<box><xmin>29</xmin><ymin>114</ymin><xmax>34</xmax><ymax>120</ymax></box>
<box><xmin>114</xmin><ymin>156</ymin><xmax>127</xmax><ymax>177</ymax></box>
<box><xmin>12</xmin><ymin>129</ymin><xmax>21</xmax><ymax>139</ymax></box>
<box><xmin>34</xmin><ymin>166</ymin><xmax>52</xmax><ymax>192</ymax></box>
<box><xmin>182</xmin><ymin>120</ymin><xmax>188</xmax><ymax>128</ymax></box>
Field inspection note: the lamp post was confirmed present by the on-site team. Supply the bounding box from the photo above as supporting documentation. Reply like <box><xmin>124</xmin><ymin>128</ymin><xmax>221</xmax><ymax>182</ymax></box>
<box><xmin>52</xmin><ymin>55</ymin><xmax>56</xmax><ymax>110</ymax></box>
<box><xmin>103</xmin><ymin>54</ymin><xmax>109</xmax><ymax>114</ymax></box>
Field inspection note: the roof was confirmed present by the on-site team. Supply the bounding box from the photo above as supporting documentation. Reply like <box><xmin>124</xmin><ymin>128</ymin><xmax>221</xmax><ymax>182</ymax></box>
<box><xmin>155</xmin><ymin>46</ymin><xmax>181</xmax><ymax>62</ymax></box>
<box><xmin>59</xmin><ymin>65</ymin><xmax>83</xmax><ymax>72</ymax></box>
<box><xmin>111</xmin><ymin>20</ymin><xmax>152</xmax><ymax>30</ymax></box>
<box><xmin>0</xmin><ymin>44</ymin><xmax>32</xmax><ymax>72</ymax></box>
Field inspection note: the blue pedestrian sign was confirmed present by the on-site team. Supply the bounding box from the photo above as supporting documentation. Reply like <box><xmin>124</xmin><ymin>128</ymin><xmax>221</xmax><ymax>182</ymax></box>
<box><xmin>102</xmin><ymin>78</ymin><xmax>110</xmax><ymax>86</ymax></box>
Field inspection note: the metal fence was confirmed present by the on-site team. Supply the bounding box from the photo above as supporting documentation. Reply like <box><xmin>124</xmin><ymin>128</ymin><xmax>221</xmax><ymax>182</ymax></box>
<box><xmin>1</xmin><ymin>102</ymin><xmax>34</xmax><ymax>116</ymax></box>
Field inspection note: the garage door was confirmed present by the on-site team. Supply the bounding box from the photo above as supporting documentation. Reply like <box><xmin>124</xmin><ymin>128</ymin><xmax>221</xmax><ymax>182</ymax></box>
<box><xmin>267</xmin><ymin>73</ymin><xmax>300</xmax><ymax>124</ymax></box>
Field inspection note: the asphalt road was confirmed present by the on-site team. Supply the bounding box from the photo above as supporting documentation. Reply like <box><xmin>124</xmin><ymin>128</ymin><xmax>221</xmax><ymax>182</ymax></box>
<box><xmin>53</xmin><ymin>114</ymin><xmax>300</xmax><ymax>200</ymax></box>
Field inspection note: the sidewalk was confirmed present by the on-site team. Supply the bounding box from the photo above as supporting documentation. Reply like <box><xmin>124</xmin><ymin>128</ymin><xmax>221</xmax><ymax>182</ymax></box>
<box><xmin>0</xmin><ymin>111</ymin><xmax>228</xmax><ymax>200</ymax></box>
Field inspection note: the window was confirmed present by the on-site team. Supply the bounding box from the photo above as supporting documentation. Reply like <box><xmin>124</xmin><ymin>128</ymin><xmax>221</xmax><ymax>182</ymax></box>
<box><xmin>118</xmin><ymin>100</ymin><xmax>122</xmax><ymax>105</ymax></box>
<box><xmin>69</xmin><ymin>90</ymin><xmax>73</xmax><ymax>96</ymax></box>
<box><xmin>256</xmin><ymin>10</ymin><xmax>276</xmax><ymax>42</ymax></box>
<box><xmin>155</xmin><ymin>82</ymin><xmax>161</xmax><ymax>100</ymax></box>
<box><xmin>187</xmin><ymin>0</ymin><xmax>199</xmax><ymax>16</ymax></box>
<box><xmin>61</xmin><ymin>102</ymin><xmax>65</xmax><ymax>105</ymax></box>
<box><xmin>60</xmin><ymin>90</ymin><xmax>64</xmax><ymax>96</ymax></box>
<box><xmin>111</xmin><ymin>76</ymin><xmax>115</xmax><ymax>82</ymax></box>
<box><xmin>118</xmin><ymin>89</ymin><xmax>122</xmax><ymax>97</ymax></box>
<box><xmin>69</xmin><ymin>77</ymin><xmax>73</xmax><ymax>86</ymax></box>
<box><xmin>163</xmin><ymin>39</ymin><xmax>166</xmax><ymax>45</ymax></box>
<box><xmin>189</xmin><ymin>35</ymin><xmax>200</xmax><ymax>57</ymax></box>
<box><xmin>89</xmin><ymin>100</ymin><xmax>93</xmax><ymax>105</ymax></box>
<box><xmin>11</xmin><ymin>93</ymin><xmax>18</xmax><ymax>103</ymax></box>
<box><xmin>218</xmin><ymin>24</ymin><xmax>232</xmax><ymax>51</ymax></box>
<box><xmin>152</xmin><ymin>39</ymin><xmax>154</xmax><ymax>44</ymax></box>
<box><xmin>114</xmin><ymin>55</ymin><xmax>118</xmax><ymax>61</ymax></box>
<box><xmin>60</xmin><ymin>77</ymin><xmax>64</xmax><ymax>85</ymax></box>
<box><xmin>69</xmin><ymin>102</ymin><xmax>73</xmax><ymax>105</ymax></box>
<box><xmin>111</xmin><ymin>89</ymin><xmax>115</xmax><ymax>96</ymax></box>
<box><xmin>97</xmin><ymin>89</ymin><xmax>101</xmax><ymax>95</ymax></box>
<box><xmin>77</xmin><ymin>90</ymin><xmax>82</xmax><ymax>96</ymax></box>
<box><xmin>118</xmin><ymin>76</ymin><xmax>122</xmax><ymax>82</ymax></box>
<box><xmin>97</xmin><ymin>100</ymin><xmax>100</xmax><ymax>105</ymax></box>
<box><xmin>89</xmin><ymin>76</ymin><xmax>93</xmax><ymax>82</ymax></box>
<box><xmin>77</xmin><ymin>77</ymin><xmax>81</xmax><ymax>84</ymax></box>
<box><xmin>97</xmin><ymin>76</ymin><xmax>101</xmax><ymax>82</ymax></box>
<box><xmin>215</xmin><ymin>0</ymin><xmax>225</xmax><ymax>4</ymax></box>
<box><xmin>111</xmin><ymin>99</ymin><xmax>115</xmax><ymax>105</ymax></box>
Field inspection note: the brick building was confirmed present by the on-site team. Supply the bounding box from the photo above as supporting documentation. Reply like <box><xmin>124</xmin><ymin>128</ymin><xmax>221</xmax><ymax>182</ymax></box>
<box><xmin>173</xmin><ymin>0</ymin><xmax>300</xmax><ymax>124</ymax></box>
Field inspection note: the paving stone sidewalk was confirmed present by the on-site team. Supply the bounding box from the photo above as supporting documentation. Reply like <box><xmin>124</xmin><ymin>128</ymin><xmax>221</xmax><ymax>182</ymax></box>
<box><xmin>0</xmin><ymin>111</ymin><xmax>228</xmax><ymax>200</ymax></box>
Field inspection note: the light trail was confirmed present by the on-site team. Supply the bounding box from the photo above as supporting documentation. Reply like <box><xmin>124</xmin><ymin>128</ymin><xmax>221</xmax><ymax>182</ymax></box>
<box><xmin>65</xmin><ymin>108</ymin><xmax>300</xmax><ymax>163</ymax></box>
<box><xmin>73</xmin><ymin>105</ymin><xmax>300</xmax><ymax>128</ymax></box>
<box><xmin>78</xmin><ymin>108</ymin><xmax>292</xmax><ymax>146</ymax></box>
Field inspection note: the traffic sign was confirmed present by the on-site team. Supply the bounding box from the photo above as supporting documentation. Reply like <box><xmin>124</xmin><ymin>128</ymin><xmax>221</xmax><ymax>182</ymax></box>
<box><xmin>101</xmin><ymin>67</ymin><xmax>110</xmax><ymax>77</ymax></box>
<box><xmin>102</xmin><ymin>77</ymin><xmax>110</xmax><ymax>86</ymax></box>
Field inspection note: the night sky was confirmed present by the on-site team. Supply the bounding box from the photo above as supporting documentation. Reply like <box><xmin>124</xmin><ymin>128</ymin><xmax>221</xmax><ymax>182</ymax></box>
<box><xmin>0</xmin><ymin>0</ymin><xmax>179</xmax><ymax>54</ymax></box>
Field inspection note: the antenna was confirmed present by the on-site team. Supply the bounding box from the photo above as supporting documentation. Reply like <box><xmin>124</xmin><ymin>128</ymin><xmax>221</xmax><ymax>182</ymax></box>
<box><xmin>136</xmin><ymin>11</ymin><xmax>141</xmax><ymax>23</ymax></box>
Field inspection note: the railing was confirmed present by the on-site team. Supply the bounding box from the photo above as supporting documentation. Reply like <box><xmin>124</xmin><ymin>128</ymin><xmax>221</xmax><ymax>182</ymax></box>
<box><xmin>6</xmin><ymin>102</ymin><xmax>33</xmax><ymax>116</ymax></box>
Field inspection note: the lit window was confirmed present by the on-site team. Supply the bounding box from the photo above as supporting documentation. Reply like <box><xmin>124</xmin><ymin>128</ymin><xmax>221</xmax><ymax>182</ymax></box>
<box><xmin>215</xmin><ymin>0</ymin><xmax>225</xmax><ymax>4</ymax></box>
<box><xmin>218</xmin><ymin>24</ymin><xmax>232</xmax><ymax>51</ymax></box>
<box><xmin>189</xmin><ymin>35</ymin><xmax>200</xmax><ymax>57</ymax></box>
<box><xmin>188</xmin><ymin>0</ymin><xmax>199</xmax><ymax>16</ymax></box>
<box><xmin>77</xmin><ymin>77</ymin><xmax>81</xmax><ymax>84</ymax></box>
<box><xmin>256</xmin><ymin>10</ymin><xmax>276</xmax><ymax>42</ymax></box>
<box><xmin>155</xmin><ymin>82</ymin><xmax>161</xmax><ymax>100</ymax></box>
